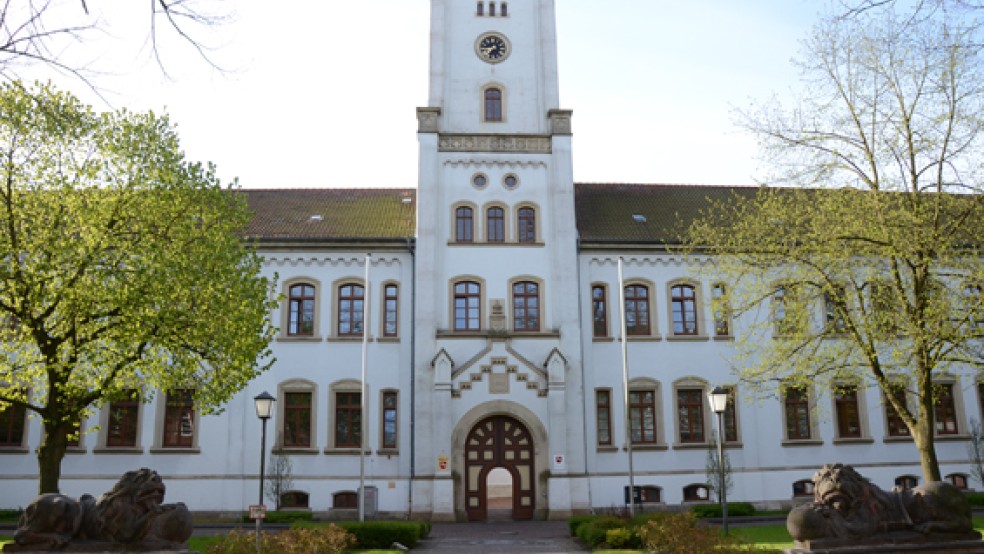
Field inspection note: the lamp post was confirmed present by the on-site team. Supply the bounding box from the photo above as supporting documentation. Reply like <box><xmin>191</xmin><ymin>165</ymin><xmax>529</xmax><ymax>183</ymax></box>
<box><xmin>253</xmin><ymin>391</ymin><xmax>275</xmax><ymax>554</ymax></box>
<box><xmin>708</xmin><ymin>386</ymin><xmax>729</xmax><ymax>536</ymax></box>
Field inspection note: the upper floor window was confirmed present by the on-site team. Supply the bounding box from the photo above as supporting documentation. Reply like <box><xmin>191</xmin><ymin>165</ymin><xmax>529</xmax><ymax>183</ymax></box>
<box><xmin>824</xmin><ymin>286</ymin><xmax>848</xmax><ymax>333</ymax></box>
<box><xmin>162</xmin><ymin>389</ymin><xmax>195</xmax><ymax>448</ymax></box>
<box><xmin>288</xmin><ymin>283</ymin><xmax>316</xmax><ymax>336</ymax></box>
<box><xmin>720</xmin><ymin>386</ymin><xmax>739</xmax><ymax>443</ymax></box>
<box><xmin>592</xmin><ymin>285</ymin><xmax>608</xmax><ymax>338</ymax></box>
<box><xmin>455</xmin><ymin>207</ymin><xmax>474</xmax><ymax>242</ymax></box>
<box><xmin>484</xmin><ymin>88</ymin><xmax>503</xmax><ymax>122</ymax></box>
<box><xmin>489</xmin><ymin>1</ymin><xmax>496</xmax><ymax>16</ymax></box>
<box><xmin>486</xmin><ymin>207</ymin><xmax>505</xmax><ymax>242</ymax></box>
<box><xmin>624</xmin><ymin>284</ymin><xmax>651</xmax><ymax>336</ymax></box>
<box><xmin>670</xmin><ymin>284</ymin><xmax>698</xmax><ymax>335</ymax></box>
<box><xmin>501</xmin><ymin>2</ymin><xmax>507</xmax><ymax>16</ymax></box>
<box><xmin>383</xmin><ymin>284</ymin><xmax>399</xmax><ymax>337</ymax></box>
<box><xmin>454</xmin><ymin>281</ymin><xmax>482</xmax><ymax>331</ymax></box>
<box><xmin>711</xmin><ymin>283</ymin><xmax>731</xmax><ymax>336</ymax></box>
<box><xmin>868</xmin><ymin>282</ymin><xmax>901</xmax><ymax>335</ymax></box>
<box><xmin>964</xmin><ymin>283</ymin><xmax>983</xmax><ymax>329</ymax></box>
<box><xmin>512</xmin><ymin>281</ymin><xmax>540</xmax><ymax>332</ymax></box>
<box><xmin>337</xmin><ymin>284</ymin><xmax>365</xmax><ymax>337</ymax></box>
<box><xmin>476</xmin><ymin>1</ymin><xmax>484</xmax><ymax>15</ymax></box>
<box><xmin>517</xmin><ymin>207</ymin><xmax>536</xmax><ymax>243</ymax></box>
<box><xmin>773</xmin><ymin>284</ymin><xmax>804</xmax><ymax>335</ymax></box>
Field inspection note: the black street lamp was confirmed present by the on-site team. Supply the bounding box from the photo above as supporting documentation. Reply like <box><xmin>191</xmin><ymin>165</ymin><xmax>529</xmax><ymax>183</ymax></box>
<box><xmin>708</xmin><ymin>386</ymin><xmax>729</xmax><ymax>536</ymax></box>
<box><xmin>253</xmin><ymin>391</ymin><xmax>275</xmax><ymax>553</ymax></box>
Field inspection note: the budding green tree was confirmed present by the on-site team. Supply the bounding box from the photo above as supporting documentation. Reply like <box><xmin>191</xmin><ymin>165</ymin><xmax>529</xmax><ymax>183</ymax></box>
<box><xmin>685</xmin><ymin>3</ymin><xmax>984</xmax><ymax>481</ymax></box>
<box><xmin>0</xmin><ymin>81</ymin><xmax>277</xmax><ymax>493</ymax></box>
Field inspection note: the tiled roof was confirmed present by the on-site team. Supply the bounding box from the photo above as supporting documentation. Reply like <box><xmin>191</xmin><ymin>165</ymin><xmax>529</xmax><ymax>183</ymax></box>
<box><xmin>241</xmin><ymin>188</ymin><xmax>416</xmax><ymax>242</ymax></box>
<box><xmin>574</xmin><ymin>183</ymin><xmax>758</xmax><ymax>245</ymax></box>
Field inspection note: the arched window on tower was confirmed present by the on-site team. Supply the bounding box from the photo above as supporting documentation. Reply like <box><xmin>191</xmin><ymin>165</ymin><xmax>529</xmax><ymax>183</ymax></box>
<box><xmin>476</xmin><ymin>1</ymin><xmax>484</xmax><ymax>16</ymax></box>
<box><xmin>484</xmin><ymin>88</ymin><xmax>503</xmax><ymax>122</ymax></box>
<box><xmin>501</xmin><ymin>2</ymin><xmax>508</xmax><ymax>16</ymax></box>
<box><xmin>489</xmin><ymin>2</ymin><xmax>496</xmax><ymax>16</ymax></box>
<box><xmin>455</xmin><ymin>206</ymin><xmax>474</xmax><ymax>242</ymax></box>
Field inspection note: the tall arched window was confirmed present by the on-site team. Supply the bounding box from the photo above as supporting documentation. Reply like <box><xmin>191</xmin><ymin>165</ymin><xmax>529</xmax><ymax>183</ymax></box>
<box><xmin>517</xmin><ymin>207</ymin><xmax>535</xmax><ymax>243</ymax></box>
<box><xmin>486</xmin><ymin>207</ymin><xmax>504</xmax><ymax>242</ymax></box>
<box><xmin>624</xmin><ymin>285</ymin><xmax>651</xmax><ymax>336</ymax></box>
<box><xmin>288</xmin><ymin>283</ymin><xmax>316</xmax><ymax>336</ymax></box>
<box><xmin>454</xmin><ymin>281</ymin><xmax>481</xmax><ymax>331</ymax></box>
<box><xmin>512</xmin><ymin>281</ymin><xmax>540</xmax><ymax>331</ymax></box>
<box><xmin>484</xmin><ymin>88</ymin><xmax>503</xmax><ymax>121</ymax></box>
<box><xmin>337</xmin><ymin>284</ymin><xmax>364</xmax><ymax>336</ymax></box>
<box><xmin>670</xmin><ymin>284</ymin><xmax>698</xmax><ymax>335</ymax></box>
<box><xmin>455</xmin><ymin>206</ymin><xmax>474</xmax><ymax>242</ymax></box>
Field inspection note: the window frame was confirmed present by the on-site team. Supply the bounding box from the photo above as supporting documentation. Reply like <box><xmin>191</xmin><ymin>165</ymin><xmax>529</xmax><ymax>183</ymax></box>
<box><xmin>934</xmin><ymin>382</ymin><xmax>960</xmax><ymax>436</ymax></box>
<box><xmin>831</xmin><ymin>383</ymin><xmax>866</xmax><ymax>441</ymax></box>
<box><xmin>711</xmin><ymin>282</ymin><xmax>732</xmax><ymax>337</ymax></box>
<box><xmin>667</xmin><ymin>280</ymin><xmax>702</xmax><ymax>337</ymax></box>
<box><xmin>596</xmin><ymin>389</ymin><xmax>613</xmax><ymax>447</ymax></box>
<box><xmin>781</xmin><ymin>385</ymin><xmax>819</xmax><ymax>444</ymax></box>
<box><xmin>823</xmin><ymin>285</ymin><xmax>849</xmax><ymax>334</ymax></box>
<box><xmin>510</xmin><ymin>279</ymin><xmax>541</xmax><ymax>332</ymax></box>
<box><xmin>484</xmin><ymin>86</ymin><xmax>503</xmax><ymax>122</ymax></box>
<box><xmin>281</xmin><ymin>278</ymin><xmax>322</xmax><ymax>339</ymax></box>
<box><xmin>592</xmin><ymin>284</ymin><xmax>609</xmax><ymax>338</ymax></box>
<box><xmin>277</xmin><ymin>380</ymin><xmax>317</xmax><ymax>452</ymax></box>
<box><xmin>623</xmin><ymin>283</ymin><xmax>653</xmax><ymax>337</ymax></box>
<box><xmin>486</xmin><ymin>205</ymin><xmax>505</xmax><ymax>242</ymax></box>
<box><xmin>454</xmin><ymin>205</ymin><xmax>475</xmax><ymax>243</ymax></box>
<box><xmin>327</xmin><ymin>380</ymin><xmax>365</xmax><ymax>452</ymax></box>
<box><xmin>158</xmin><ymin>389</ymin><xmax>197</xmax><ymax>451</ymax></box>
<box><xmin>452</xmin><ymin>279</ymin><xmax>483</xmax><ymax>332</ymax></box>
<box><xmin>287</xmin><ymin>282</ymin><xmax>317</xmax><ymax>337</ymax></box>
<box><xmin>101</xmin><ymin>391</ymin><xmax>142</xmax><ymax>450</ymax></box>
<box><xmin>382</xmin><ymin>282</ymin><xmax>399</xmax><ymax>338</ymax></box>
<box><xmin>380</xmin><ymin>390</ymin><xmax>398</xmax><ymax>452</ymax></box>
<box><xmin>682</xmin><ymin>484</ymin><xmax>711</xmax><ymax>502</ymax></box>
<box><xmin>336</xmin><ymin>282</ymin><xmax>366</xmax><ymax>338</ymax></box>
<box><xmin>516</xmin><ymin>205</ymin><xmax>537</xmax><ymax>243</ymax></box>
<box><xmin>884</xmin><ymin>383</ymin><xmax>912</xmax><ymax>438</ymax></box>
<box><xmin>627</xmin><ymin>378</ymin><xmax>664</xmax><ymax>447</ymax></box>
<box><xmin>333</xmin><ymin>389</ymin><xmax>363</xmax><ymax>450</ymax></box>
<box><xmin>0</xmin><ymin>398</ymin><xmax>27</xmax><ymax>450</ymax></box>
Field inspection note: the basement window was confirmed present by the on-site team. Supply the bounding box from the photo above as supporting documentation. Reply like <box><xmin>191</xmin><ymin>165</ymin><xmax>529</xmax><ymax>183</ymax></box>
<box><xmin>632</xmin><ymin>214</ymin><xmax>647</xmax><ymax>223</ymax></box>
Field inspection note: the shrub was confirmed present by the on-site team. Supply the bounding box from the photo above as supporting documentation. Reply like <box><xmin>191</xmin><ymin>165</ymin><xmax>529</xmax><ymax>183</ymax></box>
<box><xmin>637</xmin><ymin>512</ymin><xmax>755</xmax><ymax>554</ymax></box>
<box><xmin>575</xmin><ymin>515</ymin><xmax>626</xmax><ymax>548</ymax></box>
<box><xmin>605</xmin><ymin>527</ymin><xmax>641</xmax><ymax>549</ymax></box>
<box><xmin>336</xmin><ymin>521</ymin><xmax>427</xmax><ymax>549</ymax></box>
<box><xmin>205</xmin><ymin>526</ymin><xmax>355</xmax><ymax>554</ymax></box>
<box><xmin>0</xmin><ymin>509</ymin><xmax>22</xmax><ymax>522</ymax></box>
<box><xmin>567</xmin><ymin>514</ymin><xmax>595</xmax><ymax>536</ymax></box>
<box><xmin>690</xmin><ymin>502</ymin><xmax>756</xmax><ymax>518</ymax></box>
<box><xmin>966</xmin><ymin>492</ymin><xmax>984</xmax><ymax>507</ymax></box>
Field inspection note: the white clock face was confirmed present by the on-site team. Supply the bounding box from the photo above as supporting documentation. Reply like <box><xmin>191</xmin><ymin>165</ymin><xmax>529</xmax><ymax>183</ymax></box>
<box><xmin>476</xmin><ymin>33</ymin><xmax>510</xmax><ymax>63</ymax></box>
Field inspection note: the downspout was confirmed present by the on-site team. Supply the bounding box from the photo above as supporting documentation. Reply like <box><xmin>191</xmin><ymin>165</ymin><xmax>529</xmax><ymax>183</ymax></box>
<box><xmin>575</xmin><ymin>233</ymin><xmax>593</xmax><ymax>512</ymax></box>
<box><xmin>407</xmin><ymin>236</ymin><xmax>416</xmax><ymax>518</ymax></box>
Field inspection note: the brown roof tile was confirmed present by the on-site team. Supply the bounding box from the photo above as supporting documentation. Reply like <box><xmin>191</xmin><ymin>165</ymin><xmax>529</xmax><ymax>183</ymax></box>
<box><xmin>574</xmin><ymin>183</ymin><xmax>758</xmax><ymax>245</ymax></box>
<box><xmin>242</xmin><ymin>188</ymin><xmax>416</xmax><ymax>242</ymax></box>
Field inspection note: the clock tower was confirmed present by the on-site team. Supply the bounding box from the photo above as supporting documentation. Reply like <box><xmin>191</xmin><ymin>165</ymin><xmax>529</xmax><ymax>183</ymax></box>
<box><xmin>413</xmin><ymin>0</ymin><xmax>587</xmax><ymax>520</ymax></box>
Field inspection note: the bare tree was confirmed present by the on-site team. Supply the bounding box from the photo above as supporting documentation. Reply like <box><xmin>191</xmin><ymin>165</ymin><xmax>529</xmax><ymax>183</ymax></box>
<box><xmin>969</xmin><ymin>420</ymin><xmax>984</xmax><ymax>488</ymax></box>
<box><xmin>265</xmin><ymin>453</ymin><xmax>295</xmax><ymax>511</ymax></box>
<box><xmin>0</xmin><ymin>0</ymin><xmax>229</xmax><ymax>86</ymax></box>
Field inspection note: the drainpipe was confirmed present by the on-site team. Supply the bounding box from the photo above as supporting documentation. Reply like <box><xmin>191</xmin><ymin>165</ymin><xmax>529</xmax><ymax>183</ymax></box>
<box><xmin>407</xmin><ymin>236</ymin><xmax>416</xmax><ymax>518</ymax></box>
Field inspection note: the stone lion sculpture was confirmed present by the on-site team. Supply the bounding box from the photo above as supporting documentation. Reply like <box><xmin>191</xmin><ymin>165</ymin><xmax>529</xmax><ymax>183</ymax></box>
<box><xmin>7</xmin><ymin>468</ymin><xmax>193</xmax><ymax>552</ymax></box>
<box><xmin>787</xmin><ymin>463</ymin><xmax>980</xmax><ymax>549</ymax></box>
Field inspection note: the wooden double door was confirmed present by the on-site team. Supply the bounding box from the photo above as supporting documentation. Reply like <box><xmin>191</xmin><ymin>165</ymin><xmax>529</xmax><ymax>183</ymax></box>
<box><xmin>464</xmin><ymin>415</ymin><xmax>535</xmax><ymax>520</ymax></box>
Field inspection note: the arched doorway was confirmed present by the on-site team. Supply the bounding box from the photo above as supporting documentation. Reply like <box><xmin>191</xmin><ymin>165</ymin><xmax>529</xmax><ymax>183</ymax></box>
<box><xmin>464</xmin><ymin>415</ymin><xmax>535</xmax><ymax>520</ymax></box>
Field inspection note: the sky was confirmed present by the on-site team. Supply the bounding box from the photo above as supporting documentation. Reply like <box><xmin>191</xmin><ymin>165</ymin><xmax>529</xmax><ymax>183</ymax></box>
<box><xmin>28</xmin><ymin>1</ymin><xmax>827</xmax><ymax>189</ymax></box>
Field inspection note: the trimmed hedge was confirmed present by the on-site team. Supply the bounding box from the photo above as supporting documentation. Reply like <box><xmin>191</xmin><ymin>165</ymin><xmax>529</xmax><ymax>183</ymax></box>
<box><xmin>967</xmin><ymin>492</ymin><xmax>984</xmax><ymax>507</ymax></box>
<box><xmin>0</xmin><ymin>509</ymin><xmax>22</xmax><ymax>522</ymax></box>
<box><xmin>334</xmin><ymin>521</ymin><xmax>430</xmax><ymax>549</ymax></box>
<box><xmin>574</xmin><ymin>515</ymin><xmax>625</xmax><ymax>548</ymax></box>
<box><xmin>567</xmin><ymin>514</ymin><xmax>595</xmax><ymax>536</ymax></box>
<box><xmin>690</xmin><ymin>502</ymin><xmax>756</xmax><ymax>518</ymax></box>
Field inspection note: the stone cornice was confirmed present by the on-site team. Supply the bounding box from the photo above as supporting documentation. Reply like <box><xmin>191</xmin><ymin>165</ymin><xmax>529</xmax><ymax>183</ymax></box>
<box><xmin>439</xmin><ymin>134</ymin><xmax>552</xmax><ymax>154</ymax></box>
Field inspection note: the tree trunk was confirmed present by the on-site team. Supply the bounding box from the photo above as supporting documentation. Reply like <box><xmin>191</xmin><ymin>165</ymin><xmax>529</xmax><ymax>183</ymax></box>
<box><xmin>914</xmin><ymin>384</ymin><xmax>942</xmax><ymax>482</ymax></box>
<box><xmin>37</xmin><ymin>418</ymin><xmax>69</xmax><ymax>494</ymax></box>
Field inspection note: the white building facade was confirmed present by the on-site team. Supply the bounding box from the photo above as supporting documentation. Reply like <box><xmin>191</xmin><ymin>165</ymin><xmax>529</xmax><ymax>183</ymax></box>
<box><xmin>0</xmin><ymin>0</ymin><xmax>978</xmax><ymax>520</ymax></box>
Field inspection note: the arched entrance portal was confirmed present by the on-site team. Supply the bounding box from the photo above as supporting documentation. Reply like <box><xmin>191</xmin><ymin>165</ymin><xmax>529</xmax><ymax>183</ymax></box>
<box><xmin>464</xmin><ymin>415</ymin><xmax>535</xmax><ymax>521</ymax></box>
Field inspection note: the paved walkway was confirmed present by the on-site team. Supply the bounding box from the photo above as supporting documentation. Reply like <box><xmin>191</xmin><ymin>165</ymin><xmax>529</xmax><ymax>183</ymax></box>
<box><xmin>413</xmin><ymin>520</ymin><xmax>587</xmax><ymax>553</ymax></box>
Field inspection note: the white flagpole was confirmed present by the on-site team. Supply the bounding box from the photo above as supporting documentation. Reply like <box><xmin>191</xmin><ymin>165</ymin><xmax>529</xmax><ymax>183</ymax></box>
<box><xmin>359</xmin><ymin>254</ymin><xmax>371</xmax><ymax>522</ymax></box>
<box><xmin>618</xmin><ymin>257</ymin><xmax>636</xmax><ymax>517</ymax></box>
